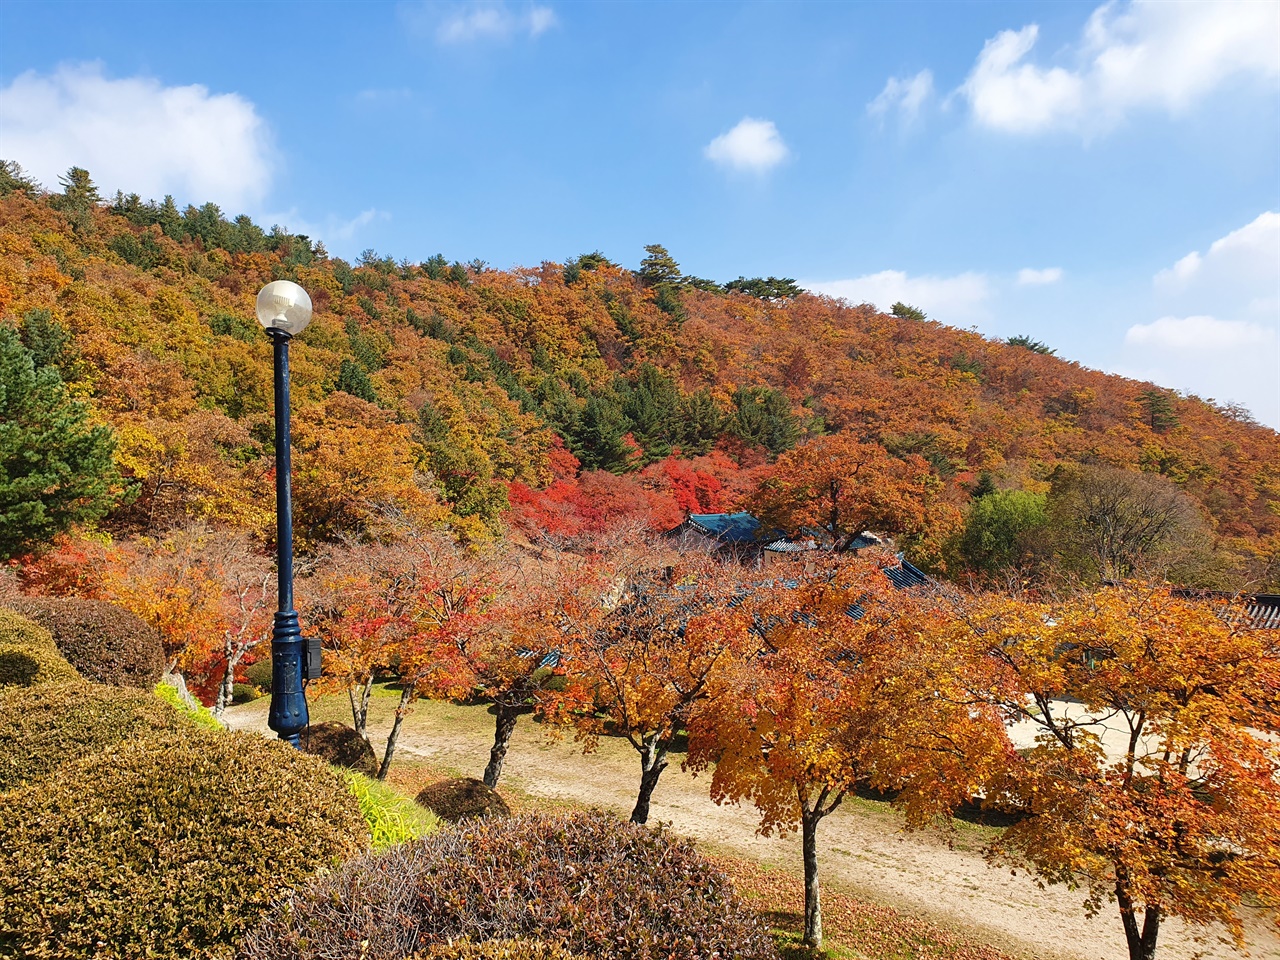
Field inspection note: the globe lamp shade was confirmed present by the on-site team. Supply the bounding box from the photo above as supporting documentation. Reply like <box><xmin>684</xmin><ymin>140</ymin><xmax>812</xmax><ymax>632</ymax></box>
<box><xmin>255</xmin><ymin>281</ymin><xmax>313</xmax><ymax>337</ymax></box>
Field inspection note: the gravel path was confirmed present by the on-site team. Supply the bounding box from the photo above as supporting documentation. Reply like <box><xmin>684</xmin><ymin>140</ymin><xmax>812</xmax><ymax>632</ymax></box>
<box><xmin>225</xmin><ymin>696</ymin><xmax>1276</xmax><ymax>960</ymax></box>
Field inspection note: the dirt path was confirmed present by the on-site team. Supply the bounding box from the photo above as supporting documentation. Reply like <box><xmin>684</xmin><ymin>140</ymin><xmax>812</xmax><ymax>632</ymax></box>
<box><xmin>226</xmin><ymin>697</ymin><xmax>1275</xmax><ymax>960</ymax></box>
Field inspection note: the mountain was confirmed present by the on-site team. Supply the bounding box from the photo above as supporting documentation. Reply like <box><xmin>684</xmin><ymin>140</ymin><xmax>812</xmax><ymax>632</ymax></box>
<box><xmin>2</xmin><ymin>167</ymin><xmax>1277</xmax><ymax>582</ymax></box>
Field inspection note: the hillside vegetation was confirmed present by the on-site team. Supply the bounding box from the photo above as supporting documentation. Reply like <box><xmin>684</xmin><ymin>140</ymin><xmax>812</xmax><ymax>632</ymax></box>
<box><xmin>1</xmin><ymin>165</ymin><xmax>1277</xmax><ymax>581</ymax></box>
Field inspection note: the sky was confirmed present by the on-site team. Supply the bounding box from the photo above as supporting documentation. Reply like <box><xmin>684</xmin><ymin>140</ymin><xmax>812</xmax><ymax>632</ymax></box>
<box><xmin>1</xmin><ymin>0</ymin><xmax>1278</xmax><ymax>427</ymax></box>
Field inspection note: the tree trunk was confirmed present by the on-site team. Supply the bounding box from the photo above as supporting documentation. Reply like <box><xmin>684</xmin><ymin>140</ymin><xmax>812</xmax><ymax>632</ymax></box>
<box><xmin>212</xmin><ymin>641</ymin><xmax>245</xmax><ymax>718</ymax></box>
<box><xmin>377</xmin><ymin>686</ymin><xmax>413</xmax><ymax>781</ymax></box>
<box><xmin>630</xmin><ymin>736</ymin><xmax>669</xmax><ymax>825</ymax></box>
<box><xmin>350</xmin><ymin>676</ymin><xmax>374</xmax><ymax>737</ymax></box>
<box><xmin>801</xmin><ymin>802</ymin><xmax>823</xmax><ymax>949</ymax></box>
<box><xmin>483</xmin><ymin>704</ymin><xmax>520</xmax><ymax>788</ymax></box>
<box><xmin>213</xmin><ymin>657</ymin><xmax>235</xmax><ymax>717</ymax></box>
<box><xmin>1116</xmin><ymin>875</ymin><xmax>1161</xmax><ymax>960</ymax></box>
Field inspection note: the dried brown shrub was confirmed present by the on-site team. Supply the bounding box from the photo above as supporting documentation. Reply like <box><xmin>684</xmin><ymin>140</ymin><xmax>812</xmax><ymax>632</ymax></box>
<box><xmin>415</xmin><ymin>777</ymin><xmax>511</xmax><ymax>823</ymax></box>
<box><xmin>8</xmin><ymin>597</ymin><xmax>165</xmax><ymax>689</ymax></box>
<box><xmin>424</xmin><ymin>941</ymin><xmax>585</xmax><ymax>960</ymax></box>
<box><xmin>239</xmin><ymin>810</ymin><xmax>778</xmax><ymax>960</ymax></box>
<box><xmin>302</xmin><ymin>721</ymin><xmax>379</xmax><ymax>777</ymax></box>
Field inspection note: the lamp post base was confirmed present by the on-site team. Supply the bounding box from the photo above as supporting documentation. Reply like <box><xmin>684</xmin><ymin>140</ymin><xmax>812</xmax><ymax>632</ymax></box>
<box><xmin>267</xmin><ymin>610</ymin><xmax>308</xmax><ymax>748</ymax></box>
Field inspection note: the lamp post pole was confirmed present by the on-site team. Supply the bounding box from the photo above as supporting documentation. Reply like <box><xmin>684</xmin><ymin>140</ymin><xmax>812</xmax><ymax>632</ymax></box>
<box><xmin>256</xmin><ymin>281</ymin><xmax>314</xmax><ymax>748</ymax></box>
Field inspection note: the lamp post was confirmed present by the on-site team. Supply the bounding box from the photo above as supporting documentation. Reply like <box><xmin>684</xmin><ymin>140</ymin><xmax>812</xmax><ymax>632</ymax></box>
<box><xmin>256</xmin><ymin>280</ymin><xmax>313</xmax><ymax>748</ymax></box>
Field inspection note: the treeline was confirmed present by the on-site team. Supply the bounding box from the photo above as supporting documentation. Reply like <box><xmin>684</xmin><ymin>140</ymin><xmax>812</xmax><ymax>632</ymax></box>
<box><xmin>1</xmin><ymin>162</ymin><xmax>1278</xmax><ymax>583</ymax></box>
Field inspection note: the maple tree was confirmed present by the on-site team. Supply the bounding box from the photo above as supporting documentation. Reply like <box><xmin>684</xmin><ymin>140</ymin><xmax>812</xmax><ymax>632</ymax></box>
<box><xmin>685</xmin><ymin>556</ymin><xmax>1007</xmax><ymax>949</ymax></box>
<box><xmin>950</xmin><ymin>583</ymin><xmax>1280</xmax><ymax>960</ymax></box>
<box><xmin>752</xmin><ymin>434</ymin><xmax>941</xmax><ymax>547</ymax></box>
<box><xmin>305</xmin><ymin>540</ymin><xmax>413</xmax><ymax>739</ymax></box>
<box><xmin>553</xmin><ymin>549</ymin><xmax>764</xmax><ymax>824</ymax></box>
<box><xmin>202</xmin><ymin>532</ymin><xmax>275</xmax><ymax>717</ymax></box>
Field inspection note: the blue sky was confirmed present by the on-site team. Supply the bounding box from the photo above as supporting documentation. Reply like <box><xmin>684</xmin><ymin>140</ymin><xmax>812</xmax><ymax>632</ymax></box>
<box><xmin>2</xmin><ymin>0</ymin><xmax>1278</xmax><ymax>426</ymax></box>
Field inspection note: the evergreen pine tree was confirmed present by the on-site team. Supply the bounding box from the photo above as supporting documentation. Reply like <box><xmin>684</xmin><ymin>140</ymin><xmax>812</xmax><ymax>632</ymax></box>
<box><xmin>571</xmin><ymin>395</ymin><xmax>635</xmax><ymax>473</ymax></box>
<box><xmin>729</xmin><ymin>386</ymin><xmax>800</xmax><ymax>456</ymax></box>
<box><xmin>335</xmin><ymin>359</ymin><xmax>379</xmax><ymax>404</ymax></box>
<box><xmin>0</xmin><ymin>327</ymin><xmax>119</xmax><ymax>559</ymax></box>
<box><xmin>620</xmin><ymin>364</ymin><xmax>680</xmax><ymax>461</ymax></box>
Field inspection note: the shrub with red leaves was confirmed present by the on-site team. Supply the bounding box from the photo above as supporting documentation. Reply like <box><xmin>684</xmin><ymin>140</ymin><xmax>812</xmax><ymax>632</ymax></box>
<box><xmin>239</xmin><ymin>810</ymin><xmax>778</xmax><ymax>960</ymax></box>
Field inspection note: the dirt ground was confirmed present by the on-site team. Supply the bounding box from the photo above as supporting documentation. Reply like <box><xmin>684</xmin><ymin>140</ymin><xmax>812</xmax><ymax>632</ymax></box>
<box><xmin>225</xmin><ymin>694</ymin><xmax>1277</xmax><ymax>960</ymax></box>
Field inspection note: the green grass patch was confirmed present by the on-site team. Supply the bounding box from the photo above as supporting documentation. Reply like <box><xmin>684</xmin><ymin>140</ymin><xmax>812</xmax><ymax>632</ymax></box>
<box><xmin>153</xmin><ymin>681</ymin><xmax>223</xmax><ymax>730</ymax></box>
<box><xmin>344</xmin><ymin>769</ymin><xmax>439</xmax><ymax>849</ymax></box>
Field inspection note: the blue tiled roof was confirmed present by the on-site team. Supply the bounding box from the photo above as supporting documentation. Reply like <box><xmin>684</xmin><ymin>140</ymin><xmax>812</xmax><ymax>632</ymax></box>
<box><xmin>688</xmin><ymin>512</ymin><xmax>779</xmax><ymax>544</ymax></box>
<box><xmin>883</xmin><ymin>558</ymin><xmax>929</xmax><ymax>590</ymax></box>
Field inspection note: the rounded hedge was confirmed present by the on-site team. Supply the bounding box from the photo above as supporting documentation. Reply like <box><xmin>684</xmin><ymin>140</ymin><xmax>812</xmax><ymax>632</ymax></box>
<box><xmin>0</xmin><ymin>608</ymin><xmax>84</xmax><ymax>688</ymax></box>
<box><xmin>0</xmin><ymin>726</ymin><xmax>370</xmax><ymax>960</ymax></box>
<box><xmin>0</xmin><ymin>680</ymin><xmax>184</xmax><ymax>791</ymax></box>
<box><xmin>0</xmin><ymin>608</ymin><xmax>57</xmax><ymax>650</ymax></box>
<box><xmin>7</xmin><ymin>597</ymin><xmax>165</xmax><ymax>689</ymax></box>
<box><xmin>302</xmin><ymin>721</ymin><xmax>379</xmax><ymax>777</ymax></box>
<box><xmin>244</xmin><ymin>659</ymin><xmax>271</xmax><ymax>690</ymax></box>
<box><xmin>0</xmin><ymin>644</ymin><xmax>80</xmax><ymax>687</ymax></box>
<box><xmin>415</xmin><ymin>777</ymin><xmax>511</xmax><ymax>823</ymax></box>
<box><xmin>239</xmin><ymin>810</ymin><xmax>778</xmax><ymax>960</ymax></box>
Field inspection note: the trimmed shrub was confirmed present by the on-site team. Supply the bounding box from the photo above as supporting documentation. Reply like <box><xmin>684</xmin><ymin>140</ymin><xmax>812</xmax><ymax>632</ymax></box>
<box><xmin>232</xmin><ymin>682</ymin><xmax>261</xmax><ymax>703</ymax></box>
<box><xmin>415</xmin><ymin>777</ymin><xmax>511</xmax><ymax>823</ymax></box>
<box><xmin>0</xmin><ymin>680</ymin><xmax>184</xmax><ymax>791</ymax></box>
<box><xmin>0</xmin><ymin>726</ymin><xmax>369</xmax><ymax>960</ymax></box>
<box><xmin>0</xmin><ymin>608</ymin><xmax>81</xmax><ymax>688</ymax></box>
<box><xmin>6</xmin><ymin>597</ymin><xmax>164</xmax><ymax>689</ymax></box>
<box><xmin>244</xmin><ymin>658</ymin><xmax>271</xmax><ymax>690</ymax></box>
<box><xmin>0</xmin><ymin>608</ymin><xmax>57</xmax><ymax>650</ymax></box>
<box><xmin>426</xmin><ymin>941</ymin><xmax>585</xmax><ymax>960</ymax></box>
<box><xmin>239</xmin><ymin>810</ymin><xmax>779</xmax><ymax>960</ymax></box>
<box><xmin>154</xmin><ymin>679</ymin><xmax>223</xmax><ymax>729</ymax></box>
<box><xmin>345</xmin><ymin>771</ymin><xmax>439</xmax><ymax>849</ymax></box>
<box><xmin>0</xmin><ymin>642</ymin><xmax>79</xmax><ymax>688</ymax></box>
<box><xmin>302</xmin><ymin>721</ymin><xmax>378</xmax><ymax>777</ymax></box>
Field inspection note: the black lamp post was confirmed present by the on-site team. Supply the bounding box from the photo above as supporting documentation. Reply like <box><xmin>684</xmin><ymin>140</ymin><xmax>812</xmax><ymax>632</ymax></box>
<box><xmin>256</xmin><ymin>280</ymin><xmax>315</xmax><ymax>748</ymax></box>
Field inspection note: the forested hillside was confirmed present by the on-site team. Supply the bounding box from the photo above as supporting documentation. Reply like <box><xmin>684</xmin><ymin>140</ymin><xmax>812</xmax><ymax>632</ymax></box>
<box><xmin>2</xmin><ymin>165</ymin><xmax>1277</xmax><ymax>584</ymax></box>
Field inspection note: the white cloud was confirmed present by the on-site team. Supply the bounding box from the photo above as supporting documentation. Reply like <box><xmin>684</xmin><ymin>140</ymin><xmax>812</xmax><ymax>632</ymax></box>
<box><xmin>959</xmin><ymin>0</ymin><xmax>1280</xmax><ymax>134</ymax></box>
<box><xmin>1123</xmin><ymin>211</ymin><xmax>1280</xmax><ymax>427</ymax></box>
<box><xmin>433</xmin><ymin>2</ymin><xmax>556</xmax><ymax>43</ymax></box>
<box><xmin>1125</xmin><ymin>315</ymin><xmax>1274</xmax><ymax>351</ymax></box>
<box><xmin>1017</xmin><ymin>267</ymin><xmax>1063</xmax><ymax>285</ymax></box>
<box><xmin>802</xmin><ymin>270</ymin><xmax>990</xmax><ymax>324</ymax></box>
<box><xmin>0</xmin><ymin>63</ymin><xmax>273</xmax><ymax>212</ymax></box>
<box><xmin>1120</xmin><ymin>316</ymin><xmax>1279</xmax><ymax>427</ymax></box>
<box><xmin>867</xmin><ymin>70</ymin><xmax>934</xmax><ymax>125</ymax></box>
<box><xmin>1154</xmin><ymin>211</ymin><xmax>1280</xmax><ymax>292</ymax></box>
<box><xmin>704</xmin><ymin>117</ymin><xmax>789</xmax><ymax>174</ymax></box>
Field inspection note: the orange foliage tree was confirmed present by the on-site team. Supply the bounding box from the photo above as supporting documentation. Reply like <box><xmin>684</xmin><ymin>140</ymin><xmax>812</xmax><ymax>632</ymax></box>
<box><xmin>752</xmin><ymin>435</ymin><xmax>941</xmax><ymax>548</ymax></box>
<box><xmin>549</xmin><ymin>548</ymin><xmax>764</xmax><ymax>824</ymax></box>
<box><xmin>953</xmin><ymin>584</ymin><xmax>1280</xmax><ymax>960</ymax></box>
<box><xmin>686</xmin><ymin>556</ymin><xmax>1008</xmax><ymax>950</ymax></box>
